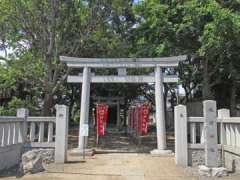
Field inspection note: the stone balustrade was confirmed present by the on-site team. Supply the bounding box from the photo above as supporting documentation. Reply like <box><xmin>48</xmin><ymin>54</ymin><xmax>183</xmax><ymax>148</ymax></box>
<box><xmin>25</xmin><ymin>117</ymin><xmax>56</xmax><ymax>148</ymax></box>
<box><xmin>0</xmin><ymin>116</ymin><xmax>25</xmax><ymax>146</ymax></box>
<box><xmin>174</xmin><ymin>101</ymin><xmax>240</xmax><ymax>171</ymax></box>
<box><xmin>0</xmin><ymin>105</ymin><xmax>69</xmax><ymax>171</ymax></box>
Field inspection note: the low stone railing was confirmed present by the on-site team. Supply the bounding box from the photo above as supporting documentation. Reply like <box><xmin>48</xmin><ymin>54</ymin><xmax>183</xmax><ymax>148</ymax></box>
<box><xmin>175</xmin><ymin>100</ymin><xmax>240</xmax><ymax>171</ymax></box>
<box><xmin>0</xmin><ymin>105</ymin><xmax>69</xmax><ymax>171</ymax></box>
<box><xmin>0</xmin><ymin>116</ymin><xmax>25</xmax><ymax>146</ymax></box>
<box><xmin>0</xmin><ymin>109</ymin><xmax>28</xmax><ymax>171</ymax></box>
<box><xmin>25</xmin><ymin>116</ymin><xmax>56</xmax><ymax>148</ymax></box>
<box><xmin>218</xmin><ymin>109</ymin><xmax>240</xmax><ymax>148</ymax></box>
<box><xmin>218</xmin><ymin>109</ymin><xmax>240</xmax><ymax>170</ymax></box>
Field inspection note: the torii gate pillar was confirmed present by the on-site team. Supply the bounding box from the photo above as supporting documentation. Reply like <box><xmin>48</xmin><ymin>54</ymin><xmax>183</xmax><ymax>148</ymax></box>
<box><xmin>78</xmin><ymin>67</ymin><xmax>91</xmax><ymax>150</ymax></box>
<box><xmin>151</xmin><ymin>66</ymin><xmax>172</xmax><ymax>155</ymax></box>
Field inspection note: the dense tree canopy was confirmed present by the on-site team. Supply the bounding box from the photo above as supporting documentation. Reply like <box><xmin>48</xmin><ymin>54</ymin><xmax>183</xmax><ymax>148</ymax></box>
<box><xmin>0</xmin><ymin>0</ymin><xmax>239</xmax><ymax>118</ymax></box>
<box><xmin>133</xmin><ymin>0</ymin><xmax>240</xmax><ymax>114</ymax></box>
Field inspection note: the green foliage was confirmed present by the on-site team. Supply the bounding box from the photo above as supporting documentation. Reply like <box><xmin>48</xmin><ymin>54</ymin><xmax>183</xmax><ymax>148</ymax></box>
<box><xmin>0</xmin><ymin>0</ymin><xmax>139</xmax><ymax>117</ymax></box>
<box><xmin>0</xmin><ymin>52</ymin><xmax>44</xmax><ymax>88</ymax></box>
<box><xmin>133</xmin><ymin>0</ymin><xmax>176</xmax><ymax>57</ymax></box>
<box><xmin>133</xmin><ymin>0</ymin><xmax>240</xmax><ymax>106</ymax></box>
<box><xmin>0</xmin><ymin>0</ymin><xmax>239</xmax><ymax>116</ymax></box>
<box><xmin>0</xmin><ymin>96</ymin><xmax>39</xmax><ymax>115</ymax></box>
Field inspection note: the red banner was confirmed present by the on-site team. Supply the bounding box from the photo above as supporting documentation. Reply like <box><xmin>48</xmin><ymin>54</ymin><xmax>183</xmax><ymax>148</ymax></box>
<box><xmin>140</xmin><ymin>104</ymin><xmax>150</xmax><ymax>135</ymax></box>
<box><xmin>96</xmin><ymin>104</ymin><xmax>109</xmax><ymax>136</ymax></box>
<box><xmin>128</xmin><ymin>103</ymin><xmax>150</xmax><ymax>136</ymax></box>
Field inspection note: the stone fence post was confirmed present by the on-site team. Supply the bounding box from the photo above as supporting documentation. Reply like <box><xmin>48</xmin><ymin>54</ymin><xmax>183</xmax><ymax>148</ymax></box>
<box><xmin>55</xmin><ymin>105</ymin><xmax>69</xmax><ymax>163</ymax></box>
<box><xmin>17</xmin><ymin>108</ymin><xmax>29</xmax><ymax>143</ymax></box>
<box><xmin>218</xmin><ymin>109</ymin><xmax>230</xmax><ymax>145</ymax></box>
<box><xmin>174</xmin><ymin>105</ymin><xmax>188</xmax><ymax>166</ymax></box>
<box><xmin>203</xmin><ymin>100</ymin><xmax>218</xmax><ymax>167</ymax></box>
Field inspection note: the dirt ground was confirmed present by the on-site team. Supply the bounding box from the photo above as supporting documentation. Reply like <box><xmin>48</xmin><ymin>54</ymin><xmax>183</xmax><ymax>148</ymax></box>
<box><xmin>68</xmin><ymin>125</ymin><xmax>174</xmax><ymax>153</ymax></box>
<box><xmin>1</xmin><ymin>126</ymin><xmax>240</xmax><ymax>180</ymax></box>
<box><xmin>3</xmin><ymin>153</ymin><xmax>240</xmax><ymax>180</ymax></box>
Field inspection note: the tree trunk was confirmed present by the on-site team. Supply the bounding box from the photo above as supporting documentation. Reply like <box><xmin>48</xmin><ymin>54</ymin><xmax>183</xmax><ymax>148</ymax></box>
<box><xmin>229</xmin><ymin>61</ymin><xmax>237</xmax><ymax>116</ymax></box>
<box><xmin>183</xmin><ymin>86</ymin><xmax>189</xmax><ymax>103</ymax></box>
<box><xmin>202</xmin><ymin>58</ymin><xmax>213</xmax><ymax>99</ymax></box>
<box><xmin>69</xmin><ymin>84</ymin><xmax>75</xmax><ymax>123</ymax></box>
<box><xmin>230</xmin><ymin>82</ymin><xmax>237</xmax><ymax>116</ymax></box>
<box><xmin>41</xmin><ymin>0</ymin><xmax>57</xmax><ymax>116</ymax></box>
<box><xmin>163</xmin><ymin>84</ymin><xmax>169</xmax><ymax>129</ymax></box>
<box><xmin>43</xmin><ymin>91</ymin><xmax>53</xmax><ymax>116</ymax></box>
<box><xmin>42</xmin><ymin>42</ymin><xmax>54</xmax><ymax>116</ymax></box>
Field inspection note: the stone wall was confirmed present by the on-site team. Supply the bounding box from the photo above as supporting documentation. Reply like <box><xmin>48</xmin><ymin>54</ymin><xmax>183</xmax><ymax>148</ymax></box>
<box><xmin>188</xmin><ymin>149</ymin><xmax>222</xmax><ymax>167</ymax></box>
<box><xmin>189</xmin><ymin>148</ymin><xmax>240</xmax><ymax>172</ymax></box>
<box><xmin>224</xmin><ymin>151</ymin><xmax>240</xmax><ymax>172</ymax></box>
<box><xmin>0</xmin><ymin>144</ymin><xmax>23</xmax><ymax>171</ymax></box>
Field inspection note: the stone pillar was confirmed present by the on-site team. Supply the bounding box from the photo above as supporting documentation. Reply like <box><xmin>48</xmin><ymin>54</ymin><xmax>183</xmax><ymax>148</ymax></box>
<box><xmin>218</xmin><ymin>109</ymin><xmax>230</xmax><ymax>145</ymax></box>
<box><xmin>17</xmin><ymin>108</ymin><xmax>29</xmax><ymax>143</ymax></box>
<box><xmin>218</xmin><ymin>108</ymin><xmax>230</xmax><ymax>168</ymax></box>
<box><xmin>155</xmin><ymin>66</ymin><xmax>166</xmax><ymax>150</ymax></box>
<box><xmin>203</xmin><ymin>100</ymin><xmax>218</xmax><ymax>167</ymax></box>
<box><xmin>174</xmin><ymin>105</ymin><xmax>188</xmax><ymax>166</ymax></box>
<box><xmin>151</xmin><ymin>66</ymin><xmax>171</xmax><ymax>155</ymax></box>
<box><xmin>198</xmin><ymin>101</ymin><xmax>228</xmax><ymax>176</ymax></box>
<box><xmin>55</xmin><ymin>105</ymin><xmax>69</xmax><ymax>163</ymax></box>
<box><xmin>78</xmin><ymin>67</ymin><xmax>91</xmax><ymax>150</ymax></box>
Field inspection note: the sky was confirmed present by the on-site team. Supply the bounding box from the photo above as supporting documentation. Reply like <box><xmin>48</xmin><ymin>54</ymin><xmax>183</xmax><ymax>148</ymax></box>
<box><xmin>134</xmin><ymin>0</ymin><xmax>140</xmax><ymax>4</ymax></box>
<box><xmin>0</xmin><ymin>51</ymin><xmax>4</xmax><ymax>56</ymax></box>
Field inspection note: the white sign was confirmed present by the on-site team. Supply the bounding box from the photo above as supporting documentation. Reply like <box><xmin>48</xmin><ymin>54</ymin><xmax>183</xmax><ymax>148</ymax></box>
<box><xmin>80</xmin><ymin>124</ymin><xmax>89</xmax><ymax>136</ymax></box>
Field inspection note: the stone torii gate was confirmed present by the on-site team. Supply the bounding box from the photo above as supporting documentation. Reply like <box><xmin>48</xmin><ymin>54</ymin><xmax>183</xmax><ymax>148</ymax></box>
<box><xmin>60</xmin><ymin>55</ymin><xmax>186</xmax><ymax>155</ymax></box>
